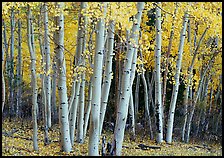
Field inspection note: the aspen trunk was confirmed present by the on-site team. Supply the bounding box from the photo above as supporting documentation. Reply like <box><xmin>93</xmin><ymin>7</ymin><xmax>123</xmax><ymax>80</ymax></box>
<box><xmin>55</xmin><ymin>2</ymin><xmax>72</xmax><ymax>152</ymax></box>
<box><xmin>154</xmin><ymin>2</ymin><xmax>163</xmax><ymax>143</ymax></box>
<box><xmin>16</xmin><ymin>16</ymin><xmax>22</xmax><ymax>118</ymax></box>
<box><xmin>99</xmin><ymin>20</ymin><xmax>115</xmax><ymax>136</ymax></box>
<box><xmin>69</xmin><ymin>2</ymin><xmax>87</xmax><ymax>145</ymax></box>
<box><xmin>162</xmin><ymin>2</ymin><xmax>178</xmax><ymax>130</ymax></box>
<box><xmin>185</xmin><ymin>51</ymin><xmax>219</xmax><ymax>143</ymax></box>
<box><xmin>76</xmin><ymin>2</ymin><xmax>88</xmax><ymax>143</ymax></box>
<box><xmin>166</xmin><ymin>12</ymin><xmax>188</xmax><ymax>143</ymax></box>
<box><xmin>135</xmin><ymin>74</ymin><xmax>140</xmax><ymax>121</ymax></box>
<box><xmin>111</xmin><ymin>3</ymin><xmax>144</xmax><ymax>156</ymax></box>
<box><xmin>27</xmin><ymin>5</ymin><xmax>38</xmax><ymax>151</ymax></box>
<box><xmin>43</xmin><ymin>2</ymin><xmax>52</xmax><ymax>128</ymax></box>
<box><xmin>204</xmin><ymin>86</ymin><xmax>213</xmax><ymax>131</ymax></box>
<box><xmin>181</xmin><ymin>27</ymin><xmax>208</xmax><ymax>142</ymax></box>
<box><xmin>128</xmin><ymin>90</ymin><xmax>136</xmax><ymax>140</ymax></box>
<box><xmin>9</xmin><ymin>7</ymin><xmax>15</xmax><ymax>120</ymax></box>
<box><xmin>83</xmin><ymin>77</ymin><xmax>93</xmax><ymax>139</ymax></box>
<box><xmin>2</xmin><ymin>27</ymin><xmax>5</xmax><ymax>113</ymax></box>
<box><xmin>88</xmin><ymin>3</ymin><xmax>107</xmax><ymax>155</ymax></box>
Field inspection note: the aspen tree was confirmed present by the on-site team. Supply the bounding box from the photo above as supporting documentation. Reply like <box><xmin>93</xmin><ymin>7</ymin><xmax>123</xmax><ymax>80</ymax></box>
<box><xmin>139</xmin><ymin>46</ymin><xmax>153</xmax><ymax>140</ymax></box>
<box><xmin>55</xmin><ymin>2</ymin><xmax>72</xmax><ymax>152</ymax></box>
<box><xmin>27</xmin><ymin>4</ymin><xmax>38</xmax><ymax>151</ymax></box>
<box><xmin>83</xmin><ymin>77</ymin><xmax>93</xmax><ymax>139</ymax></box>
<box><xmin>69</xmin><ymin>2</ymin><xmax>87</xmax><ymax>145</ymax></box>
<box><xmin>166</xmin><ymin>12</ymin><xmax>188</xmax><ymax>144</ymax></box>
<box><xmin>154</xmin><ymin>2</ymin><xmax>163</xmax><ymax>143</ymax></box>
<box><xmin>2</xmin><ymin>28</ymin><xmax>5</xmax><ymax>113</ymax></box>
<box><xmin>162</xmin><ymin>2</ymin><xmax>178</xmax><ymax>117</ymax></box>
<box><xmin>111</xmin><ymin>2</ymin><xmax>145</xmax><ymax>156</ymax></box>
<box><xmin>77</xmin><ymin>2</ymin><xmax>88</xmax><ymax>144</ymax></box>
<box><xmin>9</xmin><ymin>6</ymin><xmax>15</xmax><ymax>119</ymax></box>
<box><xmin>182</xmin><ymin>27</ymin><xmax>208</xmax><ymax>142</ymax></box>
<box><xmin>43</xmin><ymin>2</ymin><xmax>52</xmax><ymax>128</ymax></box>
<box><xmin>88</xmin><ymin>2</ymin><xmax>107</xmax><ymax>155</ymax></box>
<box><xmin>15</xmin><ymin>14</ymin><xmax>22</xmax><ymax>118</ymax></box>
<box><xmin>185</xmin><ymin>50</ymin><xmax>219</xmax><ymax>143</ymax></box>
<box><xmin>99</xmin><ymin>20</ymin><xmax>115</xmax><ymax>136</ymax></box>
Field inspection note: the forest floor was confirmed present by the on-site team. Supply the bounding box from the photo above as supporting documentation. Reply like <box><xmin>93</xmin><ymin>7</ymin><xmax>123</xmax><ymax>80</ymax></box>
<box><xmin>2</xmin><ymin>118</ymin><xmax>222</xmax><ymax>156</ymax></box>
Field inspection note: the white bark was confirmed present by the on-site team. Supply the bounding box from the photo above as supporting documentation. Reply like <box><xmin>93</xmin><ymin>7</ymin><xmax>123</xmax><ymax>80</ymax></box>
<box><xmin>83</xmin><ymin>77</ymin><xmax>93</xmax><ymax>139</ymax></box>
<box><xmin>55</xmin><ymin>2</ymin><xmax>72</xmax><ymax>152</ymax></box>
<box><xmin>185</xmin><ymin>51</ymin><xmax>219</xmax><ymax>143</ymax></box>
<box><xmin>2</xmin><ymin>27</ymin><xmax>5</xmax><ymax>113</ymax></box>
<box><xmin>43</xmin><ymin>2</ymin><xmax>52</xmax><ymax>128</ymax></box>
<box><xmin>111</xmin><ymin>3</ymin><xmax>144</xmax><ymax>156</ymax></box>
<box><xmin>154</xmin><ymin>2</ymin><xmax>163</xmax><ymax>143</ymax></box>
<box><xmin>69</xmin><ymin>2</ymin><xmax>87</xmax><ymax>145</ymax></box>
<box><xmin>99</xmin><ymin>20</ymin><xmax>115</xmax><ymax>136</ymax></box>
<box><xmin>88</xmin><ymin>3</ymin><xmax>107</xmax><ymax>155</ymax></box>
<box><xmin>166</xmin><ymin>12</ymin><xmax>188</xmax><ymax>143</ymax></box>
<box><xmin>128</xmin><ymin>91</ymin><xmax>136</xmax><ymax>140</ymax></box>
<box><xmin>77</xmin><ymin>2</ymin><xmax>88</xmax><ymax>143</ymax></box>
<box><xmin>182</xmin><ymin>27</ymin><xmax>208</xmax><ymax>142</ymax></box>
<box><xmin>27</xmin><ymin>5</ymin><xmax>38</xmax><ymax>151</ymax></box>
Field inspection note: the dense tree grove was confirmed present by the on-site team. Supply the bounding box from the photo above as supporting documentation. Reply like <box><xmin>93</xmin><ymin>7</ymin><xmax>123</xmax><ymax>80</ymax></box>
<box><xmin>2</xmin><ymin>2</ymin><xmax>222</xmax><ymax>156</ymax></box>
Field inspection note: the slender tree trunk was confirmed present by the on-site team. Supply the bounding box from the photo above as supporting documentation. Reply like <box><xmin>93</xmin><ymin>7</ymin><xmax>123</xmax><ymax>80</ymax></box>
<box><xmin>166</xmin><ymin>12</ymin><xmax>188</xmax><ymax>144</ymax></box>
<box><xmin>76</xmin><ymin>3</ymin><xmax>88</xmax><ymax>143</ymax></box>
<box><xmin>83</xmin><ymin>77</ymin><xmax>93</xmax><ymax>139</ymax></box>
<box><xmin>27</xmin><ymin>5</ymin><xmax>38</xmax><ymax>151</ymax></box>
<box><xmin>134</xmin><ymin>74</ymin><xmax>140</xmax><ymax>122</ymax></box>
<box><xmin>55</xmin><ymin>2</ymin><xmax>72</xmax><ymax>152</ymax></box>
<box><xmin>9</xmin><ymin>6</ymin><xmax>15</xmax><ymax>120</ymax></box>
<box><xmin>128</xmin><ymin>92</ymin><xmax>136</xmax><ymax>141</ymax></box>
<box><xmin>52</xmin><ymin>54</ymin><xmax>58</xmax><ymax>124</ymax></box>
<box><xmin>15</xmin><ymin>16</ymin><xmax>22</xmax><ymax>118</ymax></box>
<box><xmin>181</xmin><ymin>27</ymin><xmax>208</xmax><ymax>142</ymax></box>
<box><xmin>204</xmin><ymin>86</ymin><xmax>213</xmax><ymax>131</ymax></box>
<box><xmin>111</xmin><ymin>3</ymin><xmax>144</xmax><ymax>156</ymax></box>
<box><xmin>184</xmin><ymin>51</ymin><xmax>219</xmax><ymax>143</ymax></box>
<box><xmin>69</xmin><ymin>2</ymin><xmax>87</xmax><ymax>145</ymax></box>
<box><xmin>99</xmin><ymin>20</ymin><xmax>115</xmax><ymax>136</ymax></box>
<box><xmin>154</xmin><ymin>2</ymin><xmax>163</xmax><ymax>143</ymax></box>
<box><xmin>162</xmin><ymin>3</ymin><xmax>178</xmax><ymax>134</ymax></box>
<box><xmin>88</xmin><ymin>3</ymin><xmax>107</xmax><ymax>156</ymax></box>
<box><xmin>2</xmin><ymin>26</ymin><xmax>6</xmax><ymax>113</ymax></box>
<box><xmin>43</xmin><ymin>2</ymin><xmax>52</xmax><ymax>128</ymax></box>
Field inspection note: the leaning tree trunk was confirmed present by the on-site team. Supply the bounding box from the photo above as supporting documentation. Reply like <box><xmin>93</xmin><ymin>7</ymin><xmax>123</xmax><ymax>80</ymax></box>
<box><xmin>99</xmin><ymin>20</ymin><xmax>115</xmax><ymax>136</ymax></box>
<box><xmin>154</xmin><ymin>2</ymin><xmax>163</xmax><ymax>143</ymax></box>
<box><xmin>184</xmin><ymin>51</ymin><xmax>219</xmax><ymax>143</ymax></box>
<box><xmin>181</xmin><ymin>26</ymin><xmax>208</xmax><ymax>142</ymax></box>
<box><xmin>139</xmin><ymin>44</ymin><xmax>153</xmax><ymax>140</ymax></box>
<box><xmin>55</xmin><ymin>2</ymin><xmax>72</xmax><ymax>152</ymax></box>
<box><xmin>88</xmin><ymin>3</ymin><xmax>107</xmax><ymax>156</ymax></box>
<box><xmin>204</xmin><ymin>85</ymin><xmax>213</xmax><ymax>131</ymax></box>
<box><xmin>166</xmin><ymin>12</ymin><xmax>188</xmax><ymax>144</ymax></box>
<box><xmin>77</xmin><ymin>3</ymin><xmax>88</xmax><ymax>144</ymax></box>
<box><xmin>69</xmin><ymin>2</ymin><xmax>87</xmax><ymax>145</ymax></box>
<box><xmin>83</xmin><ymin>77</ymin><xmax>93</xmax><ymax>139</ymax></box>
<box><xmin>162</xmin><ymin>3</ymin><xmax>178</xmax><ymax>134</ymax></box>
<box><xmin>27</xmin><ymin>5</ymin><xmax>38</xmax><ymax>151</ymax></box>
<box><xmin>111</xmin><ymin>3</ymin><xmax>144</xmax><ymax>156</ymax></box>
